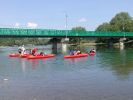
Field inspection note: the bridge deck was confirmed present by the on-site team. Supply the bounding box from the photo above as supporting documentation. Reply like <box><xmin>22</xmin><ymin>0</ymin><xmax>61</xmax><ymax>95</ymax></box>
<box><xmin>0</xmin><ymin>28</ymin><xmax>133</xmax><ymax>37</ymax></box>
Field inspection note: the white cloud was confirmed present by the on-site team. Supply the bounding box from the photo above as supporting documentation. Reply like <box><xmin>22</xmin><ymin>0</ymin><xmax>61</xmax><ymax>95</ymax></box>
<box><xmin>27</xmin><ymin>22</ymin><xmax>38</xmax><ymax>28</ymax></box>
<box><xmin>15</xmin><ymin>22</ymin><xmax>20</xmax><ymax>27</ymax></box>
<box><xmin>78</xmin><ymin>18</ymin><xmax>88</xmax><ymax>23</ymax></box>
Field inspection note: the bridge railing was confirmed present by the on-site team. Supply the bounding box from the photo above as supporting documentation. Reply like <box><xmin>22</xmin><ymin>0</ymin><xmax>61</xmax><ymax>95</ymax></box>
<box><xmin>0</xmin><ymin>28</ymin><xmax>133</xmax><ymax>37</ymax></box>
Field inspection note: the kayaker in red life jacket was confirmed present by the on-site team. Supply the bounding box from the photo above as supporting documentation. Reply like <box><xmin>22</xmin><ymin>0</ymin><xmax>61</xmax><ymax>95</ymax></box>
<box><xmin>31</xmin><ymin>48</ymin><xmax>38</xmax><ymax>56</ymax></box>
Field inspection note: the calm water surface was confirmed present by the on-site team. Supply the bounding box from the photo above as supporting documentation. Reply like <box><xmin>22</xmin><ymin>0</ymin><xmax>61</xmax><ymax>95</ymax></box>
<box><xmin>0</xmin><ymin>46</ymin><xmax>133</xmax><ymax>100</ymax></box>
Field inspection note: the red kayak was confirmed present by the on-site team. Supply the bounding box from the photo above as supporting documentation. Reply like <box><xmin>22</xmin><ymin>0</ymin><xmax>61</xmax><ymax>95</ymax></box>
<box><xmin>64</xmin><ymin>53</ymin><xmax>89</xmax><ymax>58</ymax></box>
<box><xmin>20</xmin><ymin>54</ymin><xmax>32</xmax><ymax>58</ymax></box>
<box><xmin>9</xmin><ymin>53</ymin><xmax>20</xmax><ymax>57</ymax></box>
<box><xmin>89</xmin><ymin>52</ymin><xmax>96</xmax><ymax>56</ymax></box>
<box><xmin>27</xmin><ymin>54</ymin><xmax>55</xmax><ymax>59</ymax></box>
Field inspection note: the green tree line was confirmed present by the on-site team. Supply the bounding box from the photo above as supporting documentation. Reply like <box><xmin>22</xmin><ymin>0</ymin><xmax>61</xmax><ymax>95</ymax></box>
<box><xmin>95</xmin><ymin>12</ymin><xmax>133</xmax><ymax>44</ymax></box>
<box><xmin>0</xmin><ymin>38</ymin><xmax>50</xmax><ymax>46</ymax></box>
<box><xmin>96</xmin><ymin>12</ymin><xmax>133</xmax><ymax>32</ymax></box>
<box><xmin>70</xmin><ymin>12</ymin><xmax>133</xmax><ymax>44</ymax></box>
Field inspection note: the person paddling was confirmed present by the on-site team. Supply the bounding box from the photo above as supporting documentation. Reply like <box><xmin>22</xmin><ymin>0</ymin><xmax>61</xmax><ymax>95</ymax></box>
<box><xmin>18</xmin><ymin>46</ymin><xmax>22</xmax><ymax>54</ymax></box>
<box><xmin>76</xmin><ymin>50</ymin><xmax>81</xmax><ymax>55</ymax></box>
<box><xmin>69</xmin><ymin>50</ymin><xmax>74</xmax><ymax>55</ymax></box>
<box><xmin>18</xmin><ymin>45</ymin><xmax>26</xmax><ymax>54</ymax></box>
<box><xmin>90</xmin><ymin>48</ymin><xmax>96</xmax><ymax>53</ymax></box>
<box><xmin>21</xmin><ymin>45</ymin><xmax>26</xmax><ymax>54</ymax></box>
<box><xmin>40</xmin><ymin>51</ymin><xmax>45</xmax><ymax>56</ymax></box>
<box><xmin>31</xmin><ymin>48</ymin><xmax>38</xmax><ymax>56</ymax></box>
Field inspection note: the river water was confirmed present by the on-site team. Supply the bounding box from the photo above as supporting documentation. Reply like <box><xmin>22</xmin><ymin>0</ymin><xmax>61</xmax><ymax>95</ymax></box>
<box><xmin>0</xmin><ymin>45</ymin><xmax>133</xmax><ymax>100</ymax></box>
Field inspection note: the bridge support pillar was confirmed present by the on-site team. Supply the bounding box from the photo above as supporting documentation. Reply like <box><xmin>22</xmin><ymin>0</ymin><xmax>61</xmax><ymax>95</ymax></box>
<box><xmin>51</xmin><ymin>38</ymin><xmax>61</xmax><ymax>54</ymax></box>
<box><xmin>119</xmin><ymin>38</ymin><xmax>126</xmax><ymax>48</ymax></box>
<box><xmin>119</xmin><ymin>41</ymin><xmax>124</xmax><ymax>50</ymax></box>
<box><xmin>61</xmin><ymin>43</ymin><xmax>67</xmax><ymax>53</ymax></box>
<box><xmin>61</xmin><ymin>38</ymin><xmax>69</xmax><ymax>43</ymax></box>
<box><xmin>107</xmin><ymin>38</ymin><xmax>113</xmax><ymax>47</ymax></box>
<box><xmin>52</xmin><ymin>38</ymin><xmax>58</xmax><ymax>54</ymax></box>
<box><xmin>119</xmin><ymin>41</ymin><xmax>124</xmax><ymax>47</ymax></box>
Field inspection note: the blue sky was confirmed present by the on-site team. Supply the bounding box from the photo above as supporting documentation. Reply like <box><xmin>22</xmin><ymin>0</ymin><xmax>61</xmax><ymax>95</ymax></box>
<box><xmin>0</xmin><ymin>0</ymin><xmax>133</xmax><ymax>30</ymax></box>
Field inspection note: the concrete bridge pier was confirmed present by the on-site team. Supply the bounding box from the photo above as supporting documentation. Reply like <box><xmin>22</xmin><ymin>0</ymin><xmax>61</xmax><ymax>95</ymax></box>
<box><xmin>51</xmin><ymin>38</ymin><xmax>62</xmax><ymax>54</ymax></box>
<box><xmin>61</xmin><ymin>38</ymin><xmax>69</xmax><ymax>43</ymax></box>
<box><xmin>119</xmin><ymin>38</ymin><xmax>126</xmax><ymax>48</ymax></box>
<box><xmin>61</xmin><ymin>43</ymin><xmax>67</xmax><ymax>53</ymax></box>
<box><xmin>119</xmin><ymin>41</ymin><xmax>124</xmax><ymax>50</ymax></box>
<box><xmin>52</xmin><ymin>38</ymin><xmax>58</xmax><ymax>54</ymax></box>
<box><xmin>119</xmin><ymin>41</ymin><xmax>124</xmax><ymax>47</ymax></box>
<box><xmin>107</xmin><ymin>38</ymin><xmax>113</xmax><ymax>47</ymax></box>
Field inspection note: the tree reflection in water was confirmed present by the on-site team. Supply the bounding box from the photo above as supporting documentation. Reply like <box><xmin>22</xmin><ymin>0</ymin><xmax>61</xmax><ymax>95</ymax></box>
<box><xmin>98</xmin><ymin>47</ymin><xmax>133</xmax><ymax>80</ymax></box>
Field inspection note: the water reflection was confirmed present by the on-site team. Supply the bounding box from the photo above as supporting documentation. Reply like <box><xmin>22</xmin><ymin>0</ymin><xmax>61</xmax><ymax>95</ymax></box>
<box><xmin>65</xmin><ymin>57</ymin><xmax>88</xmax><ymax>64</ymax></box>
<box><xmin>98</xmin><ymin>47</ymin><xmax>133</xmax><ymax>80</ymax></box>
<box><xmin>20</xmin><ymin>59</ymin><xmax>26</xmax><ymax>73</ymax></box>
<box><xmin>1</xmin><ymin>46</ymin><xmax>133</xmax><ymax>100</ymax></box>
<box><xmin>19</xmin><ymin>58</ymin><xmax>40</xmax><ymax>76</ymax></box>
<box><xmin>64</xmin><ymin>45</ymin><xmax>133</xmax><ymax>80</ymax></box>
<box><xmin>30</xmin><ymin>59</ymin><xmax>39</xmax><ymax>70</ymax></box>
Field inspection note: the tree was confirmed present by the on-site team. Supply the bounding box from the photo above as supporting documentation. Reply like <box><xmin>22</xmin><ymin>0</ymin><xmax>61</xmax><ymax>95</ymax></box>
<box><xmin>72</xmin><ymin>26</ymin><xmax>86</xmax><ymax>32</ymax></box>
<box><xmin>95</xmin><ymin>12</ymin><xmax>133</xmax><ymax>44</ymax></box>
<box><xmin>70</xmin><ymin>26</ymin><xmax>86</xmax><ymax>44</ymax></box>
<box><xmin>96</xmin><ymin>23</ymin><xmax>110</xmax><ymax>32</ymax></box>
<box><xmin>110</xmin><ymin>12</ymin><xmax>133</xmax><ymax>32</ymax></box>
<box><xmin>96</xmin><ymin>12</ymin><xmax>133</xmax><ymax>32</ymax></box>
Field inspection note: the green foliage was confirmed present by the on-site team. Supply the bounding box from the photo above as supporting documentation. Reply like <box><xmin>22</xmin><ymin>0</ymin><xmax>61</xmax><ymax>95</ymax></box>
<box><xmin>0</xmin><ymin>38</ymin><xmax>50</xmax><ymax>46</ymax></box>
<box><xmin>110</xmin><ymin>12</ymin><xmax>133</xmax><ymax>32</ymax></box>
<box><xmin>70</xmin><ymin>26</ymin><xmax>86</xmax><ymax>44</ymax></box>
<box><xmin>95</xmin><ymin>12</ymin><xmax>133</xmax><ymax>43</ymax></box>
<box><xmin>72</xmin><ymin>26</ymin><xmax>86</xmax><ymax>32</ymax></box>
<box><xmin>96</xmin><ymin>12</ymin><xmax>133</xmax><ymax>32</ymax></box>
<box><xmin>96</xmin><ymin>23</ymin><xmax>110</xmax><ymax>32</ymax></box>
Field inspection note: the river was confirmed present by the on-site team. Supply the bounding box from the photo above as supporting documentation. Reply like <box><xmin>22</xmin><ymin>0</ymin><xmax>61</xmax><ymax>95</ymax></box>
<box><xmin>0</xmin><ymin>45</ymin><xmax>133</xmax><ymax>100</ymax></box>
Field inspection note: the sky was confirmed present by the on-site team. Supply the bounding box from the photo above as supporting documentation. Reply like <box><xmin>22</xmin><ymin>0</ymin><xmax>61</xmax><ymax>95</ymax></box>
<box><xmin>0</xmin><ymin>0</ymin><xmax>133</xmax><ymax>31</ymax></box>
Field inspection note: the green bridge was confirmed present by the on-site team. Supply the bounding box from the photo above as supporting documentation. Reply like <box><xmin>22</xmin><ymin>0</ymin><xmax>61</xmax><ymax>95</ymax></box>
<box><xmin>0</xmin><ymin>28</ymin><xmax>133</xmax><ymax>37</ymax></box>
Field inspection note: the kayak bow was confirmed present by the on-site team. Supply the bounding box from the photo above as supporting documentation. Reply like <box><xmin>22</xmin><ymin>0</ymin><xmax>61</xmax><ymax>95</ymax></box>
<box><xmin>9</xmin><ymin>53</ymin><xmax>20</xmax><ymax>57</ymax></box>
